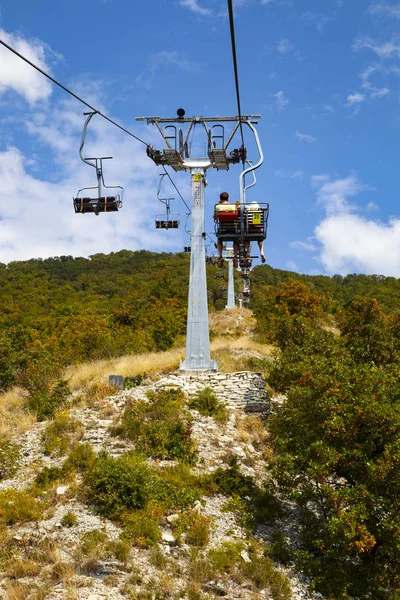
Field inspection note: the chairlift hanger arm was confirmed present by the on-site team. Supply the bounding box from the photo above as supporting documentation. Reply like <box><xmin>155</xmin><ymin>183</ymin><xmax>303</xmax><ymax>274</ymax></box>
<box><xmin>79</xmin><ymin>112</ymin><xmax>97</xmax><ymax>169</ymax></box>
<box><xmin>239</xmin><ymin>121</ymin><xmax>264</xmax><ymax>205</ymax></box>
<box><xmin>135</xmin><ymin>115</ymin><xmax>260</xmax><ymax>124</ymax></box>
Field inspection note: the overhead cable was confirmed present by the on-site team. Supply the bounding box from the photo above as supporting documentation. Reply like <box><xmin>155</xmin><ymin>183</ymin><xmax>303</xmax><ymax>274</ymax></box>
<box><xmin>0</xmin><ymin>37</ymin><xmax>148</xmax><ymax>146</ymax></box>
<box><xmin>162</xmin><ymin>166</ymin><xmax>191</xmax><ymax>214</ymax></box>
<box><xmin>226</xmin><ymin>0</ymin><xmax>246</xmax><ymax>159</ymax></box>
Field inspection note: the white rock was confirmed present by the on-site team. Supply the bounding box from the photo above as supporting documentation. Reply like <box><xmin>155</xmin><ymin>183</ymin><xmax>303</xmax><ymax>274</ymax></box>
<box><xmin>166</xmin><ymin>514</ymin><xmax>179</xmax><ymax>523</ymax></box>
<box><xmin>232</xmin><ymin>446</ymin><xmax>247</xmax><ymax>458</ymax></box>
<box><xmin>161</xmin><ymin>530</ymin><xmax>176</xmax><ymax>544</ymax></box>
<box><xmin>240</xmin><ymin>550</ymin><xmax>251</xmax><ymax>563</ymax></box>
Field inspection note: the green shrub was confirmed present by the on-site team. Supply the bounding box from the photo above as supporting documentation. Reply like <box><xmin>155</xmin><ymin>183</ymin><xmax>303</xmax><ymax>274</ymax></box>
<box><xmin>65</xmin><ymin>442</ymin><xmax>96</xmax><ymax>472</ymax></box>
<box><xmin>113</xmin><ymin>388</ymin><xmax>197</xmax><ymax>463</ymax></box>
<box><xmin>188</xmin><ymin>387</ymin><xmax>228</xmax><ymax>422</ymax></box>
<box><xmin>209</xmin><ymin>541</ymin><xmax>245</xmax><ymax>575</ymax></box>
<box><xmin>122</xmin><ymin>510</ymin><xmax>161</xmax><ymax>548</ymax></box>
<box><xmin>124</xmin><ymin>374</ymin><xmax>145</xmax><ymax>389</ymax></box>
<box><xmin>84</xmin><ymin>452</ymin><xmax>155</xmax><ymax>519</ymax></box>
<box><xmin>28</xmin><ymin>379</ymin><xmax>71</xmax><ymax>421</ymax></box>
<box><xmin>0</xmin><ymin>489</ymin><xmax>47</xmax><ymax>525</ymax></box>
<box><xmin>269</xmin><ymin>531</ymin><xmax>292</xmax><ymax>565</ymax></box>
<box><xmin>34</xmin><ymin>465</ymin><xmax>67</xmax><ymax>489</ymax></box>
<box><xmin>83</xmin><ymin>452</ymin><xmax>201</xmax><ymax>525</ymax></box>
<box><xmin>208</xmin><ymin>541</ymin><xmax>291</xmax><ymax>600</ymax></box>
<box><xmin>242</xmin><ymin>555</ymin><xmax>291</xmax><ymax>599</ymax></box>
<box><xmin>0</xmin><ymin>441</ymin><xmax>21</xmax><ymax>480</ymax></box>
<box><xmin>212</xmin><ymin>458</ymin><xmax>254</xmax><ymax>497</ymax></box>
<box><xmin>42</xmin><ymin>412</ymin><xmax>83</xmax><ymax>456</ymax></box>
<box><xmin>172</xmin><ymin>510</ymin><xmax>212</xmax><ymax>547</ymax></box>
<box><xmin>61</xmin><ymin>512</ymin><xmax>78</xmax><ymax>527</ymax></box>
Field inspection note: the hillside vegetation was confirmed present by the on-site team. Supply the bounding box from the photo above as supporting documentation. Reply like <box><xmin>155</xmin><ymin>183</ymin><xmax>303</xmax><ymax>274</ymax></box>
<box><xmin>0</xmin><ymin>251</ymin><xmax>399</xmax><ymax>598</ymax></box>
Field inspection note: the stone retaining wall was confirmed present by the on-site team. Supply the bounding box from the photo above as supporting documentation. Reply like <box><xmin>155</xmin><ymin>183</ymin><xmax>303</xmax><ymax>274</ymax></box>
<box><xmin>151</xmin><ymin>371</ymin><xmax>269</xmax><ymax>413</ymax></box>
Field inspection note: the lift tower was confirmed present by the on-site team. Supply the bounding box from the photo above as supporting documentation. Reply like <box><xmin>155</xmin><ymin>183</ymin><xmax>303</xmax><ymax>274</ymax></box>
<box><xmin>136</xmin><ymin>110</ymin><xmax>260</xmax><ymax>371</ymax></box>
<box><xmin>225</xmin><ymin>247</ymin><xmax>236</xmax><ymax>309</ymax></box>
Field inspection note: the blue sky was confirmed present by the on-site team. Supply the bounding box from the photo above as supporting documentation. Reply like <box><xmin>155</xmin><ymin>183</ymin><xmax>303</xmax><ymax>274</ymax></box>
<box><xmin>1</xmin><ymin>0</ymin><xmax>400</xmax><ymax>275</ymax></box>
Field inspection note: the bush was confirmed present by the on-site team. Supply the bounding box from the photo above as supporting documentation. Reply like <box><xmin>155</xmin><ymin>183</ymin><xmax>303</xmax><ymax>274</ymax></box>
<box><xmin>122</xmin><ymin>510</ymin><xmax>161</xmax><ymax>548</ymax></box>
<box><xmin>83</xmin><ymin>451</ymin><xmax>201</xmax><ymax>525</ymax></box>
<box><xmin>61</xmin><ymin>512</ymin><xmax>78</xmax><ymax>527</ymax></box>
<box><xmin>113</xmin><ymin>388</ymin><xmax>197</xmax><ymax>463</ymax></box>
<box><xmin>34</xmin><ymin>465</ymin><xmax>67</xmax><ymax>489</ymax></box>
<box><xmin>172</xmin><ymin>510</ymin><xmax>212</xmax><ymax>547</ymax></box>
<box><xmin>124</xmin><ymin>374</ymin><xmax>144</xmax><ymax>389</ymax></box>
<box><xmin>42</xmin><ymin>412</ymin><xmax>83</xmax><ymax>455</ymax></box>
<box><xmin>0</xmin><ymin>489</ymin><xmax>47</xmax><ymax>525</ymax></box>
<box><xmin>28</xmin><ymin>379</ymin><xmax>71</xmax><ymax>421</ymax></box>
<box><xmin>0</xmin><ymin>441</ymin><xmax>21</xmax><ymax>480</ymax></box>
<box><xmin>75</xmin><ymin>529</ymin><xmax>130</xmax><ymax>573</ymax></box>
<box><xmin>84</xmin><ymin>452</ymin><xmax>155</xmax><ymax>519</ymax></box>
<box><xmin>65</xmin><ymin>442</ymin><xmax>96</xmax><ymax>472</ymax></box>
<box><xmin>213</xmin><ymin>458</ymin><xmax>254</xmax><ymax>497</ymax></box>
<box><xmin>208</xmin><ymin>541</ymin><xmax>291</xmax><ymax>600</ymax></box>
<box><xmin>188</xmin><ymin>387</ymin><xmax>228</xmax><ymax>422</ymax></box>
<box><xmin>268</xmin><ymin>531</ymin><xmax>292</xmax><ymax>565</ymax></box>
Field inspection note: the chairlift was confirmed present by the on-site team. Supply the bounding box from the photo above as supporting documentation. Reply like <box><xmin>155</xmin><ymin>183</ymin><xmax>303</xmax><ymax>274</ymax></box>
<box><xmin>73</xmin><ymin>112</ymin><xmax>123</xmax><ymax>215</ymax></box>
<box><xmin>155</xmin><ymin>173</ymin><xmax>180</xmax><ymax>230</ymax></box>
<box><xmin>214</xmin><ymin>147</ymin><xmax>269</xmax><ymax>249</ymax></box>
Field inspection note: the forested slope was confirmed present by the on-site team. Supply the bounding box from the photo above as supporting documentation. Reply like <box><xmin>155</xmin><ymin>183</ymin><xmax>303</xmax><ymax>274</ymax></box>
<box><xmin>2</xmin><ymin>249</ymin><xmax>400</xmax><ymax>396</ymax></box>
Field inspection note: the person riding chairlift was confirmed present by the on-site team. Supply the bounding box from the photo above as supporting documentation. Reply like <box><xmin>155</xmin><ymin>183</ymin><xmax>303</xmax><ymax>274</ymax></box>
<box><xmin>214</xmin><ymin>192</ymin><xmax>266</xmax><ymax>267</ymax></box>
<box><xmin>238</xmin><ymin>200</ymin><xmax>266</xmax><ymax>264</ymax></box>
<box><xmin>214</xmin><ymin>192</ymin><xmax>240</xmax><ymax>267</ymax></box>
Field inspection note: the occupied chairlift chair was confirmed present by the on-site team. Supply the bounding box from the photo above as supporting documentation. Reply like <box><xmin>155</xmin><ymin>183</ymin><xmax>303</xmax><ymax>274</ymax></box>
<box><xmin>73</xmin><ymin>112</ymin><xmax>123</xmax><ymax>215</ymax></box>
<box><xmin>155</xmin><ymin>173</ymin><xmax>180</xmax><ymax>230</ymax></box>
<box><xmin>214</xmin><ymin>150</ymin><xmax>269</xmax><ymax>262</ymax></box>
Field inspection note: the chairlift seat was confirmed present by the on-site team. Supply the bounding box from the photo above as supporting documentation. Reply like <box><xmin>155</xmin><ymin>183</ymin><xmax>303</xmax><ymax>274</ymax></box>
<box><xmin>155</xmin><ymin>220</ymin><xmax>179</xmax><ymax>229</ymax></box>
<box><xmin>73</xmin><ymin>196</ymin><xmax>120</xmax><ymax>214</ymax></box>
<box><xmin>218</xmin><ymin>211</ymin><xmax>239</xmax><ymax>222</ymax></box>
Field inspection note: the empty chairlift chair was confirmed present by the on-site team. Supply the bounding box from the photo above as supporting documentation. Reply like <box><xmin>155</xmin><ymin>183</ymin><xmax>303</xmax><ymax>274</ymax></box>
<box><xmin>73</xmin><ymin>112</ymin><xmax>123</xmax><ymax>216</ymax></box>
<box><xmin>154</xmin><ymin>173</ymin><xmax>180</xmax><ymax>230</ymax></box>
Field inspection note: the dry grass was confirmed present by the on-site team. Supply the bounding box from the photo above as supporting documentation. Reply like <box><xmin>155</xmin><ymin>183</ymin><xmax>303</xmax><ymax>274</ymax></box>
<box><xmin>235</xmin><ymin>415</ymin><xmax>268</xmax><ymax>451</ymax></box>
<box><xmin>0</xmin><ymin>387</ymin><xmax>36</xmax><ymax>441</ymax></box>
<box><xmin>6</xmin><ymin>582</ymin><xmax>31</xmax><ymax>600</ymax></box>
<box><xmin>65</xmin><ymin>348</ymin><xmax>184</xmax><ymax>391</ymax></box>
<box><xmin>6</xmin><ymin>558</ymin><xmax>41</xmax><ymax>578</ymax></box>
<box><xmin>65</xmin><ymin>335</ymin><xmax>274</xmax><ymax>393</ymax></box>
<box><xmin>209</xmin><ymin>307</ymin><xmax>256</xmax><ymax>337</ymax></box>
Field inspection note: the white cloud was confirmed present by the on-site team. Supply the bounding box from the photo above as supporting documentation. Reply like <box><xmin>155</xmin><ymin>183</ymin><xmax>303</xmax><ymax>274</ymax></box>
<box><xmin>358</xmin><ymin>64</ymin><xmax>390</xmax><ymax>100</ymax></box>
<box><xmin>370</xmin><ymin>86</ymin><xmax>390</xmax><ymax>97</ymax></box>
<box><xmin>353</xmin><ymin>38</ymin><xmax>400</xmax><ymax>59</ymax></box>
<box><xmin>0</xmin><ymin>29</ymin><xmax>54</xmax><ymax>104</ymax></box>
<box><xmin>286</xmin><ymin>260</ymin><xmax>298</xmax><ymax>271</ymax></box>
<box><xmin>315</xmin><ymin>213</ymin><xmax>400</xmax><ymax>276</ymax></box>
<box><xmin>368</xmin><ymin>2</ymin><xmax>400</xmax><ymax>19</ymax></box>
<box><xmin>273</xmin><ymin>90</ymin><xmax>289</xmax><ymax>110</ymax></box>
<box><xmin>295</xmin><ymin>131</ymin><xmax>317</xmax><ymax>143</ymax></box>
<box><xmin>274</xmin><ymin>169</ymin><xmax>303</xmax><ymax>179</ymax></box>
<box><xmin>346</xmin><ymin>92</ymin><xmax>365</xmax><ymax>106</ymax></box>
<box><xmin>179</xmin><ymin>0</ymin><xmax>212</xmax><ymax>15</ymax></box>
<box><xmin>290</xmin><ymin>240</ymin><xmax>317</xmax><ymax>251</ymax></box>
<box><xmin>307</xmin><ymin>174</ymin><xmax>400</xmax><ymax>276</ymax></box>
<box><xmin>302</xmin><ymin>12</ymin><xmax>332</xmax><ymax>32</ymax></box>
<box><xmin>313</xmin><ymin>174</ymin><xmax>369</xmax><ymax>216</ymax></box>
<box><xmin>277</xmin><ymin>38</ymin><xmax>294</xmax><ymax>54</ymax></box>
